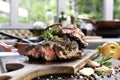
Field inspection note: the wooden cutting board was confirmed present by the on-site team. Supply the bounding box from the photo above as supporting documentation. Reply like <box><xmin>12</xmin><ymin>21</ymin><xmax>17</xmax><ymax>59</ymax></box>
<box><xmin>0</xmin><ymin>49</ymin><xmax>98</xmax><ymax>80</ymax></box>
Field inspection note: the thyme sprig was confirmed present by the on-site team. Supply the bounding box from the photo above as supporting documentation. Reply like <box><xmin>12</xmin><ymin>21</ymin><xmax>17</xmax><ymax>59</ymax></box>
<box><xmin>43</xmin><ymin>29</ymin><xmax>58</xmax><ymax>40</ymax></box>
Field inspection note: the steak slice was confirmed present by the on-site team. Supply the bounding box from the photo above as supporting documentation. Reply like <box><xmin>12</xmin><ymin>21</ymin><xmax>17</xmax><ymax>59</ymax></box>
<box><xmin>24</xmin><ymin>41</ymin><xmax>57</xmax><ymax>61</ymax></box>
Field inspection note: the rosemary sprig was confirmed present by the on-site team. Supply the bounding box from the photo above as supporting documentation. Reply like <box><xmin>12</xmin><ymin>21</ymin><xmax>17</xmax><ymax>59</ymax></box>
<box><xmin>96</xmin><ymin>45</ymin><xmax>102</xmax><ymax>56</ymax></box>
<box><xmin>95</xmin><ymin>46</ymin><xmax>113</xmax><ymax>76</ymax></box>
<box><xmin>95</xmin><ymin>46</ymin><xmax>113</xmax><ymax>68</ymax></box>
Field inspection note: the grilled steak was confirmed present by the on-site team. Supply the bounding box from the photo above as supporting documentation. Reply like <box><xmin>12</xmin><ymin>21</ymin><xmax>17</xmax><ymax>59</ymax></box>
<box><xmin>23</xmin><ymin>24</ymin><xmax>88</xmax><ymax>61</ymax></box>
<box><xmin>57</xmin><ymin>24</ymin><xmax>88</xmax><ymax>49</ymax></box>
<box><xmin>25</xmin><ymin>41</ymin><xmax>57</xmax><ymax>61</ymax></box>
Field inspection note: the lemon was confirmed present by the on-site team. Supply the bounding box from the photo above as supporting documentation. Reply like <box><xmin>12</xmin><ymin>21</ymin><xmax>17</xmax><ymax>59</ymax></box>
<box><xmin>101</xmin><ymin>41</ymin><xmax>120</xmax><ymax>59</ymax></box>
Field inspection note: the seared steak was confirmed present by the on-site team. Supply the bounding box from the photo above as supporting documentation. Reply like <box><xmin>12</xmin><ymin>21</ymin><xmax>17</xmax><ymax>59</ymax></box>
<box><xmin>57</xmin><ymin>24</ymin><xmax>88</xmax><ymax>49</ymax></box>
<box><xmin>25</xmin><ymin>41</ymin><xmax>57</xmax><ymax>61</ymax></box>
<box><xmin>23</xmin><ymin>24</ymin><xmax>88</xmax><ymax>61</ymax></box>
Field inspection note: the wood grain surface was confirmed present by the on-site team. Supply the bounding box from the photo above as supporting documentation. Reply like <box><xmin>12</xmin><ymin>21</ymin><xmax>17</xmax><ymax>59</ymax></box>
<box><xmin>0</xmin><ymin>49</ymin><xmax>98</xmax><ymax>80</ymax></box>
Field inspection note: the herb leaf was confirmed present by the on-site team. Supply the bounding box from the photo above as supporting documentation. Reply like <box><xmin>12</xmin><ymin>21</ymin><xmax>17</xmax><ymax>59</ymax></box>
<box><xmin>103</xmin><ymin>62</ymin><xmax>112</xmax><ymax>67</ymax></box>
<box><xmin>95</xmin><ymin>46</ymin><xmax>113</xmax><ymax>68</ymax></box>
<box><xmin>43</xmin><ymin>29</ymin><xmax>58</xmax><ymax>40</ymax></box>
<box><xmin>96</xmin><ymin>53</ymin><xmax>112</xmax><ymax>67</ymax></box>
<box><xmin>96</xmin><ymin>46</ymin><xmax>102</xmax><ymax>56</ymax></box>
<box><xmin>103</xmin><ymin>53</ymin><xmax>113</xmax><ymax>61</ymax></box>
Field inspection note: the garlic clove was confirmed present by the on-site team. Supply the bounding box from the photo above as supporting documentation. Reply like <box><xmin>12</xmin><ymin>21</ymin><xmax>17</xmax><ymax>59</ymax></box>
<box><xmin>87</xmin><ymin>60</ymin><xmax>100</xmax><ymax>68</ymax></box>
<box><xmin>95</xmin><ymin>66</ymin><xmax>112</xmax><ymax>73</ymax></box>
<box><xmin>79</xmin><ymin>67</ymin><xmax>94</xmax><ymax>76</ymax></box>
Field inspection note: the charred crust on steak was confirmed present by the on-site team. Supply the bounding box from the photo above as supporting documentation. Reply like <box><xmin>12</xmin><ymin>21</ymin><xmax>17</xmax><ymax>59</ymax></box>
<box><xmin>23</xmin><ymin>24</ymin><xmax>88</xmax><ymax>61</ymax></box>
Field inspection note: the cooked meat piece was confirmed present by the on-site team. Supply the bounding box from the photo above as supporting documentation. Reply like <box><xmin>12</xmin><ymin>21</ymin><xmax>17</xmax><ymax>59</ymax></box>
<box><xmin>54</xmin><ymin>40</ymin><xmax>82</xmax><ymax>59</ymax></box>
<box><xmin>24</xmin><ymin>38</ymin><xmax>82</xmax><ymax>61</ymax></box>
<box><xmin>23</xmin><ymin>24</ymin><xmax>88</xmax><ymax>61</ymax></box>
<box><xmin>24</xmin><ymin>41</ymin><xmax>57</xmax><ymax>61</ymax></box>
<box><xmin>57</xmin><ymin>24</ymin><xmax>88</xmax><ymax>49</ymax></box>
<box><xmin>47</xmin><ymin>24</ymin><xmax>63</xmax><ymax>31</ymax></box>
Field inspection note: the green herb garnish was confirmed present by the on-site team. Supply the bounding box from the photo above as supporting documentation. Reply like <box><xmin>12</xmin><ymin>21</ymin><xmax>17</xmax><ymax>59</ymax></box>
<box><xmin>95</xmin><ymin>47</ymin><xmax>113</xmax><ymax>68</ymax></box>
<box><xmin>96</xmin><ymin>45</ymin><xmax>102</xmax><ymax>56</ymax></box>
<box><xmin>94</xmin><ymin>45</ymin><xmax>114</xmax><ymax>76</ymax></box>
<box><xmin>95</xmin><ymin>70</ymin><xmax>110</xmax><ymax>76</ymax></box>
<box><xmin>43</xmin><ymin>29</ymin><xmax>58</xmax><ymax>40</ymax></box>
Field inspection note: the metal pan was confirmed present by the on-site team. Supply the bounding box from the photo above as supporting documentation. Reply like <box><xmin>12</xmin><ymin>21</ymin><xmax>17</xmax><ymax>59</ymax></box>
<box><xmin>78</xmin><ymin>18</ymin><xmax>120</xmax><ymax>30</ymax></box>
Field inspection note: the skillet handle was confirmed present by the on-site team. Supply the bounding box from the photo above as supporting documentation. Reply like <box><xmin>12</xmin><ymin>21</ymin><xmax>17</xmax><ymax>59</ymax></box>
<box><xmin>0</xmin><ymin>32</ymin><xmax>32</xmax><ymax>43</ymax></box>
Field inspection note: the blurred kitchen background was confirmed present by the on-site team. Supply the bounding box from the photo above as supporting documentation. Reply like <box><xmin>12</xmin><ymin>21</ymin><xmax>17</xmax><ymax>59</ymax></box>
<box><xmin>0</xmin><ymin>0</ymin><xmax>120</xmax><ymax>50</ymax></box>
